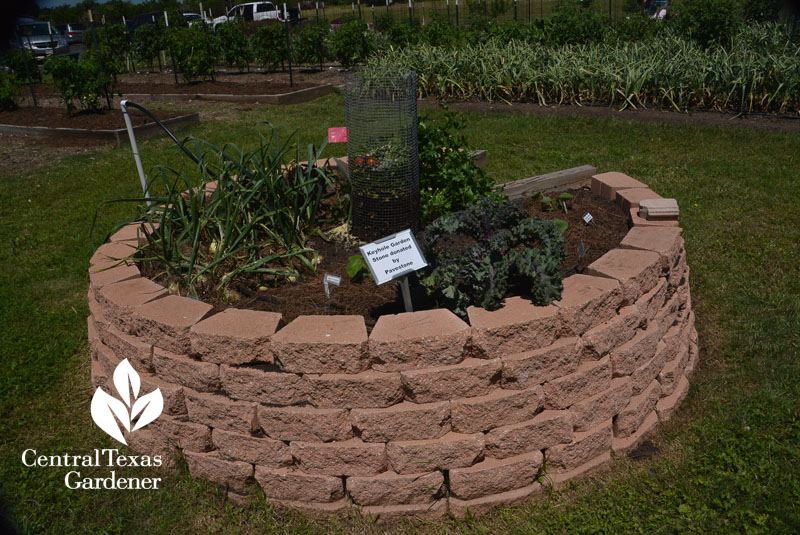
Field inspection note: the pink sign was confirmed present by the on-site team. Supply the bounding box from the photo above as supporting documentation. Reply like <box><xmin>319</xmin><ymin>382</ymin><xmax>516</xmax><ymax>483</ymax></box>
<box><xmin>328</xmin><ymin>127</ymin><xmax>348</xmax><ymax>143</ymax></box>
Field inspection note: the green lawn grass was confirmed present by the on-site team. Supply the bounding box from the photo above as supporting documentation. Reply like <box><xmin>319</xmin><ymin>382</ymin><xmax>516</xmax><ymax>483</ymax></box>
<box><xmin>1</xmin><ymin>95</ymin><xmax>798</xmax><ymax>533</ymax></box>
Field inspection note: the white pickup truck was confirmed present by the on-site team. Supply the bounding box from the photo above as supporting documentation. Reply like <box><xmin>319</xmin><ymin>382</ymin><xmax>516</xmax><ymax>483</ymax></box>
<box><xmin>211</xmin><ymin>2</ymin><xmax>283</xmax><ymax>30</ymax></box>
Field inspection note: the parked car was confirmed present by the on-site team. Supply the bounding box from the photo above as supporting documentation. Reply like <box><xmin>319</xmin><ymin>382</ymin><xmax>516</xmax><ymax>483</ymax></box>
<box><xmin>129</xmin><ymin>11</ymin><xmax>167</xmax><ymax>31</ymax></box>
<box><xmin>55</xmin><ymin>22</ymin><xmax>85</xmax><ymax>45</ymax></box>
<box><xmin>12</xmin><ymin>22</ymin><xmax>70</xmax><ymax>60</ymax></box>
<box><xmin>182</xmin><ymin>12</ymin><xmax>204</xmax><ymax>26</ymax></box>
<box><xmin>211</xmin><ymin>2</ymin><xmax>282</xmax><ymax>30</ymax></box>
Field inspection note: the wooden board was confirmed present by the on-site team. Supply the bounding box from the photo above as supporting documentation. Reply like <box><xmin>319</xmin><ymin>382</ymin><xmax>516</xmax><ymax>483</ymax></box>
<box><xmin>502</xmin><ymin>165</ymin><xmax>596</xmax><ymax>199</ymax></box>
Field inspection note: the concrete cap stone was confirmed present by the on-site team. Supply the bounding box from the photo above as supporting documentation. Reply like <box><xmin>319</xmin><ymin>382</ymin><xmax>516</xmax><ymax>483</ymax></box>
<box><xmin>630</xmin><ymin>207</ymin><xmax>680</xmax><ymax>228</ymax></box>
<box><xmin>468</xmin><ymin>296</ymin><xmax>558</xmax><ymax>331</ymax></box>
<box><xmin>616</xmin><ymin>188</ymin><xmax>663</xmax><ymax>213</ymax></box>
<box><xmin>638</xmin><ymin>198</ymin><xmax>679</xmax><ymax>220</ymax></box>
<box><xmin>586</xmin><ymin>248</ymin><xmax>661</xmax><ymax>304</ymax></box>
<box><xmin>191</xmin><ymin>308</ymin><xmax>282</xmax><ymax>364</ymax></box>
<box><xmin>98</xmin><ymin>277</ymin><xmax>168</xmax><ymax>310</ymax></box>
<box><xmin>621</xmin><ymin>226</ymin><xmax>683</xmax><ymax>269</ymax></box>
<box><xmin>90</xmin><ymin>240</ymin><xmax>138</xmax><ymax>267</ymax></box>
<box><xmin>553</xmin><ymin>274</ymin><xmax>622</xmax><ymax>335</ymax></box>
<box><xmin>468</xmin><ymin>297</ymin><xmax>561</xmax><ymax>358</ymax></box>
<box><xmin>591</xmin><ymin>172</ymin><xmax>648</xmax><ymax>201</ymax></box>
<box><xmin>89</xmin><ymin>263</ymin><xmax>140</xmax><ymax>292</ymax></box>
<box><xmin>271</xmin><ymin>315</ymin><xmax>368</xmax><ymax>374</ymax></box>
<box><xmin>109</xmin><ymin>222</ymin><xmax>146</xmax><ymax>243</ymax></box>
<box><xmin>136</xmin><ymin>294</ymin><xmax>214</xmax><ymax>331</ymax></box>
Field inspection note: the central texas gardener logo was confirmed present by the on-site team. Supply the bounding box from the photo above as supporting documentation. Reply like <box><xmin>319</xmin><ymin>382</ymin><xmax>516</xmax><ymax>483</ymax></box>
<box><xmin>91</xmin><ymin>359</ymin><xmax>163</xmax><ymax>445</ymax></box>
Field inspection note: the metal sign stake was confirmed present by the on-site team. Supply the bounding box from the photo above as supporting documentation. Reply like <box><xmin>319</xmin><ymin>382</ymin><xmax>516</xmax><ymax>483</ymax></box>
<box><xmin>400</xmin><ymin>276</ymin><xmax>413</xmax><ymax>312</ymax></box>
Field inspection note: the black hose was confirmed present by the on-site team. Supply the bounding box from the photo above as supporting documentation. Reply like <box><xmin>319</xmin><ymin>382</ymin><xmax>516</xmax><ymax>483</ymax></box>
<box><xmin>122</xmin><ymin>100</ymin><xmax>216</xmax><ymax>176</ymax></box>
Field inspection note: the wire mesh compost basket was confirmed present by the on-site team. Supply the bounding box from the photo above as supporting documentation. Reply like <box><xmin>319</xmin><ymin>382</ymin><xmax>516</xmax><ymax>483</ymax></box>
<box><xmin>344</xmin><ymin>69</ymin><xmax>419</xmax><ymax>241</ymax></box>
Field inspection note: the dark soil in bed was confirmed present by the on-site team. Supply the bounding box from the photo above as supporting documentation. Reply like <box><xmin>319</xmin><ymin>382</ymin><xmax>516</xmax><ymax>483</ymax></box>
<box><xmin>0</xmin><ymin>106</ymin><xmax>185</xmax><ymax>130</ymax></box>
<box><xmin>141</xmin><ymin>186</ymin><xmax>630</xmax><ymax>330</ymax></box>
<box><xmin>117</xmin><ymin>80</ymin><xmax>319</xmax><ymax>95</ymax></box>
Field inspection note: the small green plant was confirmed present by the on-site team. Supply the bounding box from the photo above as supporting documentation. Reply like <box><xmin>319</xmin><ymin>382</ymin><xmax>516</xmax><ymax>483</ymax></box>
<box><xmin>252</xmin><ymin>23</ymin><xmax>287</xmax><ymax>71</ymax></box>
<box><xmin>292</xmin><ymin>22</ymin><xmax>327</xmax><ymax>66</ymax></box>
<box><xmin>418</xmin><ymin>108</ymin><xmax>500</xmax><ymax>222</ymax></box>
<box><xmin>131</xmin><ymin>24</ymin><xmax>163</xmax><ymax>70</ymax></box>
<box><xmin>540</xmin><ymin>192</ymin><xmax>574</xmax><ymax>211</ymax></box>
<box><xmin>216</xmin><ymin>21</ymin><xmax>252</xmax><ymax>71</ymax></box>
<box><xmin>0</xmin><ymin>71</ymin><xmax>20</xmax><ymax>111</ymax></box>
<box><xmin>669</xmin><ymin>0</ymin><xmax>744</xmax><ymax>47</ymax></box>
<box><xmin>43</xmin><ymin>55</ymin><xmax>113</xmax><ymax>113</ymax></box>
<box><xmin>346</xmin><ymin>254</ymin><xmax>371</xmax><ymax>281</ymax></box>
<box><xmin>421</xmin><ymin>196</ymin><xmax>566</xmax><ymax>318</ymax></box>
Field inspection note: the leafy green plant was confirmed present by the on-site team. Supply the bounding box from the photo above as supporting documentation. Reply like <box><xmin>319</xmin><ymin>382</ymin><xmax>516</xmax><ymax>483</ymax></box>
<box><xmin>541</xmin><ymin>192</ymin><xmax>574</xmax><ymax>211</ymax></box>
<box><xmin>421</xmin><ymin>196</ymin><xmax>566</xmax><ymax>318</ymax></box>
<box><xmin>216</xmin><ymin>21</ymin><xmax>252</xmax><ymax>71</ymax></box>
<box><xmin>98</xmin><ymin>127</ymin><xmax>341</xmax><ymax>295</ymax></box>
<box><xmin>252</xmin><ymin>23</ymin><xmax>287</xmax><ymax>71</ymax></box>
<box><xmin>2</xmin><ymin>49</ymin><xmax>41</xmax><ymax>83</ymax></box>
<box><xmin>131</xmin><ymin>23</ymin><xmax>163</xmax><ymax>69</ymax></box>
<box><xmin>292</xmin><ymin>22</ymin><xmax>327</xmax><ymax>66</ymax></box>
<box><xmin>168</xmin><ymin>25</ymin><xmax>220</xmax><ymax>82</ymax></box>
<box><xmin>346</xmin><ymin>253</ymin><xmax>371</xmax><ymax>281</ymax></box>
<box><xmin>329</xmin><ymin>20</ymin><xmax>374</xmax><ymax>67</ymax></box>
<box><xmin>549</xmin><ymin>0</ymin><xmax>608</xmax><ymax>45</ymax></box>
<box><xmin>43</xmin><ymin>55</ymin><xmax>113</xmax><ymax>113</ymax></box>
<box><xmin>0</xmin><ymin>71</ymin><xmax>20</xmax><ymax>111</ymax></box>
<box><xmin>669</xmin><ymin>0</ymin><xmax>744</xmax><ymax>47</ymax></box>
<box><xmin>418</xmin><ymin>108</ymin><xmax>499</xmax><ymax>222</ymax></box>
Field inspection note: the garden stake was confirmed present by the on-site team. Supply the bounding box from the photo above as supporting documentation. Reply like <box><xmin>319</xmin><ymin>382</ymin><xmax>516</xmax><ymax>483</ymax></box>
<box><xmin>400</xmin><ymin>276</ymin><xmax>413</xmax><ymax>312</ymax></box>
<box><xmin>386</xmin><ymin>0</ymin><xmax>389</xmax><ymax>13</ymax></box>
<box><xmin>323</xmin><ymin>273</ymin><xmax>341</xmax><ymax>300</ymax></box>
<box><xmin>358</xmin><ymin>0</ymin><xmax>362</xmax><ymax>20</ymax></box>
<box><xmin>455</xmin><ymin>0</ymin><xmax>459</xmax><ymax>28</ymax></box>
<box><xmin>15</xmin><ymin>33</ymin><xmax>37</xmax><ymax>107</ymax></box>
<box><xmin>409</xmin><ymin>0</ymin><xmax>413</xmax><ymax>26</ymax></box>
<box><xmin>514</xmin><ymin>0</ymin><xmax>517</xmax><ymax>20</ymax></box>
<box><xmin>283</xmin><ymin>3</ymin><xmax>294</xmax><ymax>87</ymax></box>
<box><xmin>315</xmin><ymin>1</ymin><xmax>319</xmax><ymax>20</ymax></box>
<box><xmin>164</xmin><ymin>11</ymin><xmax>179</xmax><ymax>85</ymax></box>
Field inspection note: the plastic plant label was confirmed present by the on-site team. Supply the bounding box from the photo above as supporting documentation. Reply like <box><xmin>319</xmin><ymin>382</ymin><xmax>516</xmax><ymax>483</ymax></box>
<box><xmin>359</xmin><ymin>229</ymin><xmax>427</xmax><ymax>285</ymax></box>
<box><xmin>583</xmin><ymin>212</ymin><xmax>595</xmax><ymax>226</ymax></box>
<box><xmin>323</xmin><ymin>273</ymin><xmax>341</xmax><ymax>299</ymax></box>
<box><xmin>327</xmin><ymin>127</ymin><xmax>348</xmax><ymax>143</ymax></box>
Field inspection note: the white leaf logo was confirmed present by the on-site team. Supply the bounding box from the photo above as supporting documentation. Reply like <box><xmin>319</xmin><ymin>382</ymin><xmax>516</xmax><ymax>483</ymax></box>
<box><xmin>91</xmin><ymin>359</ymin><xmax>163</xmax><ymax>445</ymax></box>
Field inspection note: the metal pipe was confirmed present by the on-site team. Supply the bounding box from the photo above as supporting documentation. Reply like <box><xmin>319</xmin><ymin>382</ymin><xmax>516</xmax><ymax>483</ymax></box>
<box><xmin>120</xmin><ymin>100</ymin><xmax>151</xmax><ymax>205</ymax></box>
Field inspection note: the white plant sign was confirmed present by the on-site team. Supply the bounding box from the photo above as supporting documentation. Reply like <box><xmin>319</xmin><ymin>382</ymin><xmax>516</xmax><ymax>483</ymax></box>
<box><xmin>91</xmin><ymin>359</ymin><xmax>163</xmax><ymax>445</ymax></box>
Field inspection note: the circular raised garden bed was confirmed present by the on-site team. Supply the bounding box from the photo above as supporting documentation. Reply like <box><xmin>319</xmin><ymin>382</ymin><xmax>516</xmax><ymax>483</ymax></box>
<box><xmin>86</xmin><ymin>171</ymin><xmax>697</xmax><ymax>521</ymax></box>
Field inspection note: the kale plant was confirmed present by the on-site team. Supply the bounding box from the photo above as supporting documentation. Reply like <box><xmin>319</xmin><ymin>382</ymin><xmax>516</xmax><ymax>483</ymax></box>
<box><xmin>421</xmin><ymin>196</ymin><xmax>566</xmax><ymax>318</ymax></box>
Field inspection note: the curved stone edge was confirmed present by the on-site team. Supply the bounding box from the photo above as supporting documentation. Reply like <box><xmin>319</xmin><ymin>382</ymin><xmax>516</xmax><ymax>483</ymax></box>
<box><xmin>86</xmin><ymin>171</ymin><xmax>696</xmax><ymax>520</ymax></box>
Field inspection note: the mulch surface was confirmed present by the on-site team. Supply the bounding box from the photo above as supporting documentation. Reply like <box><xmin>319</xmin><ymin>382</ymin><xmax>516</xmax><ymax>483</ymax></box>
<box><xmin>155</xmin><ymin>186</ymin><xmax>629</xmax><ymax>330</ymax></box>
<box><xmin>0</xmin><ymin>106</ymin><xmax>185</xmax><ymax>130</ymax></box>
<box><xmin>117</xmin><ymin>80</ymin><xmax>319</xmax><ymax>95</ymax></box>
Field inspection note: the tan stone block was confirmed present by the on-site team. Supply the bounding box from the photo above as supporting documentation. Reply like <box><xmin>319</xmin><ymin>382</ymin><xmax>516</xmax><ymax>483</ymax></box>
<box><xmin>612</xmin><ymin>411</ymin><xmax>659</xmax><ymax>455</ymax></box>
<box><xmin>270</xmin><ymin>315</ymin><xmax>369</xmax><ymax>374</ymax></box>
<box><xmin>608</xmin><ymin>322</ymin><xmax>661</xmax><ymax>377</ymax></box>
<box><xmin>656</xmin><ymin>375</ymin><xmax>690</xmax><ymax>422</ymax></box>
<box><xmin>685</xmin><ymin>341</ymin><xmax>699</xmax><ymax>378</ymax></box>
<box><xmin>139</xmin><ymin>371</ymin><xmax>186</xmax><ymax>416</ymax></box>
<box><xmin>616</xmin><ymin>188</ymin><xmax>662</xmax><ymax>213</ymax></box>
<box><xmin>352</xmin><ymin>401</ymin><xmax>450</xmax><ymax>442</ymax></box>
<box><xmin>369</xmin><ymin>309</ymin><xmax>470</xmax><ymax>372</ymax></box>
<box><xmin>629</xmin><ymin>207</ymin><xmax>680</xmax><ymax>228</ymax></box>
<box><xmin>89</xmin><ymin>240</ymin><xmax>138</xmax><ymax>268</ymax></box>
<box><xmin>96</xmin><ymin>278</ymin><xmax>168</xmax><ymax>333</ymax></box>
<box><xmin>638</xmin><ymin>198</ymin><xmax>680</xmax><ymax>220</ymax></box>
<box><xmin>553</xmin><ymin>274</ymin><xmax>623</xmax><ymax>336</ymax></box>
<box><xmin>148</xmin><ymin>414</ymin><xmax>213</xmax><ymax>453</ymax></box>
<box><xmin>586</xmin><ymin>249</ymin><xmax>661</xmax><ymax>305</ymax></box>
<box><xmin>547</xmin><ymin>419</ymin><xmax>612</xmax><ymax>472</ymax></box>
<box><xmin>551</xmin><ymin>452</ymin><xmax>611</xmax><ymax>485</ymax></box>
<box><xmin>91</xmin><ymin>358</ymin><xmax>109</xmax><ymax>389</ymax></box>
<box><xmin>449</xmin><ymin>451</ymin><xmax>543</xmax><ymax>500</ymax></box>
<box><xmin>581</xmin><ymin>305</ymin><xmax>644</xmax><ymax>358</ymax></box>
<box><xmin>484</xmin><ymin>410</ymin><xmax>573</xmax><ymax>459</ymax></box>
<box><xmin>220</xmin><ymin>365</ymin><xmax>309</xmax><ymax>406</ymax></box>
<box><xmin>257</xmin><ymin>405</ymin><xmax>352</xmax><ymax>442</ymax></box>
<box><xmin>570</xmin><ymin>377</ymin><xmax>631</xmax><ymax>432</ymax></box>
<box><xmin>386</xmin><ymin>432</ymin><xmax>484</xmax><ymax>474</ymax></box>
<box><xmin>254</xmin><ymin>466</ymin><xmax>344</xmax><ymax>502</ymax></box>
<box><xmin>184</xmin><ymin>389</ymin><xmax>257</xmax><ymax>434</ymax></box>
<box><xmin>658</xmin><ymin>343</ymin><xmax>690</xmax><ymax>396</ymax></box>
<box><xmin>614</xmin><ymin>380</ymin><xmax>661</xmax><ymax>438</ymax></box>
<box><xmin>125</xmin><ymin>427</ymin><xmax>177</xmax><ymax>468</ymax></box>
<box><xmin>290</xmin><ymin>439</ymin><xmax>386</xmax><ymax>477</ymax></box>
<box><xmin>98</xmin><ymin>322</ymin><xmax>153</xmax><ymax>372</ymax></box>
<box><xmin>87</xmin><ymin>314</ymin><xmax>100</xmax><ymax>351</ymax></box>
<box><xmin>591</xmin><ymin>172</ymin><xmax>647</xmax><ymax>201</ymax></box>
<box><xmin>468</xmin><ymin>297</ymin><xmax>561</xmax><ymax>359</ymax></box>
<box><xmin>359</xmin><ymin>499</ymin><xmax>447</xmax><ymax>522</ymax></box>
<box><xmin>621</xmin><ymin>227</ymin><xmax>683</xmax><ymax>271</ymax></box>
<box><xmin>88</xmin><ymin>294</ymin><xmax>111</xmax><ymax>336</ymax></box>
<box><xmin>190</xmin><ymin>308</ymin><xmax>281</xmax><ymax>364</ymax></box>
<box><xmin>184</xmin><ymin>450</ymin><xmax>254</xmax><ymax>494</ymax></box>
<box><xmin>271</xmin><ymin>499</ymin><xmax>351</xmax><ymax>519</ymax></box>
<box><xmin>152</xmin><ymin>348</ymin><xmax>220</xmax><ymax>393</ymax></box>
<box><xmin>93</xmin><ymin>340</ymin><xmax>122</xmax><ymax>376</ymax></box>
<box><xmin>400</xmin><ymin>358</ymin><xmax>501</xmax><ymax>403</ymax></box>
<box><xmin>668</xmin><ymin>250</ymin><xmax>688</xmax><ymax>288</ymax></box>
<box><xmin>655</xmin><ymin>293</ymin><xmax>681</xmax><ymax>334</ymax></box>
<box><xmin>347</xmin><ymin>470</ymin><xmax>444</xmax><ymax>506</ymax></box>
<box><xmin>630</xmin><ymin>341</ymin><xmax>669</xmax><ymax>396</ymax></box>
<box><xmin>308</xmin><ymin>370</ymin><xmax>403</xmax><ymax>409</ymax></box>
<box><xmin>89</xmin><ymin>263</ymin><xmax>140</xmax><ymax>292</ymax></box>
<box><xmin>544</xmin><ymin>357</ymin><xmax>611</xmax><ymax>410</ymax></box>
<box><xmin>450</xmin><ymin>387</ymin><xmax>543</xmax><ymax>434</ymax></box>
<box><xmin>132</xmin><ymin>295</ymin><xmax>214</xmax><ymax>354</ymax></box>
<box><xmin>109</xmin><ymin>222</ymin><xmax>146</xmax><ymax>243</ymax></box>
<box><xmin>635</xmin><ymin>278</ymin><xmax>668</xmax><ymax>322</ymax></box>
<box><xmin>211</xmin><ymin>429</ymin><xmax>292</xmax><ymax>467</ymax></box>
<box><xmin>449</xmin><ymin>483</ymin><xmax>542</xmax><ymax>518</ymax></box>
<box><xmin>501</xmin><ymin>337</ymin><xmax>583</xmax><ymax>389</ymax></box>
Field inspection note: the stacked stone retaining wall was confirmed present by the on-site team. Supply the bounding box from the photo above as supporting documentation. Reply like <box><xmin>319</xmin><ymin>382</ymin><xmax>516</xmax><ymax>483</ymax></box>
<box><xmin>87</xmin><ymin>172</ymin><xmax>697</xmax><ymax>520</ymax></box>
